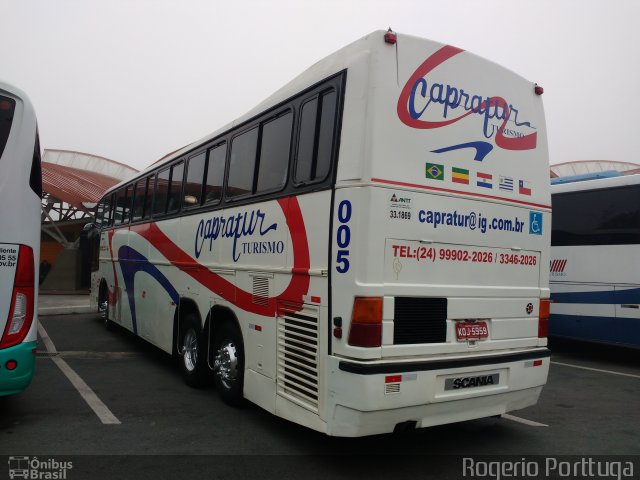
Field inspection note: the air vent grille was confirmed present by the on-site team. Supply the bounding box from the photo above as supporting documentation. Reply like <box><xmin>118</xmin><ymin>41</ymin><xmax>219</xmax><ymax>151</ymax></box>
<box><xmin>252</xmin><ymin>276</ymin><xmax>269</xmax><ymax>306</ymax></box>
<box><xmin>277</xmin><ymin>304</ymin><xmax>319</xmax><ymax>412</ymax></box>
<box><xmin>385</xmin><ymin>383</ymin><xmax>401</xmax><ymax>395</ymax></box>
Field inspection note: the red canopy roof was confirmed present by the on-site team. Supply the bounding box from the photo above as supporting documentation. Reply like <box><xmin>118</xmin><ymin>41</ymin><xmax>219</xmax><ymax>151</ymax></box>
<box><xmin>43</xmin><ymin>163</ymin><xmax>122</xmax><ymax>210</ymax></box>
<box><xmin>42</xmin><ymin>150</ymin><xmax>139</xmax><ymax>211</ymax></box>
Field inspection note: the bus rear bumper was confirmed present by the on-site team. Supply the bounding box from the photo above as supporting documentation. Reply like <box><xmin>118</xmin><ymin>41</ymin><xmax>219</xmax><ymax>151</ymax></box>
<box><xmin>326</xmin><ymin>349</ymin><xmax>549</xmax><ymax>437</ymax></box>
<box><xmin>0</xmin><ymin>341</ymin><xmax>37</xmax><ymax>396</ymax></box>
<box><xmin>329</xmin><ymin>386</ymin><xmax>543</xmax><ymax>437</ymax></box>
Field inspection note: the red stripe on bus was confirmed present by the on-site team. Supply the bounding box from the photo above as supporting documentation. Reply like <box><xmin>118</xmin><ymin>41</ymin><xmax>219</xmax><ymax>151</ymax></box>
<box><xmin>129</xmin><ymin>196</ymin><xmax>310</xmax><ymax>316</ymax></box>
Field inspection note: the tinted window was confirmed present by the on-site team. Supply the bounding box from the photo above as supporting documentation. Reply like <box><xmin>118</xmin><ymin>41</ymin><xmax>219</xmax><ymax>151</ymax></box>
<box><xmin>132</xmin><ymin>178</ymin><xmax>147</xmax><ymax>221</ymax></box>
<box><xmin>316</xmin><ymin>90</ymin><xmax>337</xmax><ymax>181</ymax></box>
<box><xmin>228</xmin><ymin>127</ymin><xmax>258</xmax><ymax>198</ymax></box>
<box><xmin>295</xmin><ymin>98</ymin><xmax>318</xmax><ymax>183</ymax></box>
<box><xmin>167</xmin><ymin>162</ymin><xmax>184</xmax><ymax>214</ymax></box>
<box><xmin>205</xmin><ymin>143</ymin><xmax>226</xmax><ymax>204</ymax></box>
<box><xmin>0</xmin><ymin>95</ymin><xmax>16</xmax><ymax>159</ymax></box>
<box><xmin>295</xmin><ymin>90</ymin><xmax>337</xmax><ymax>184</ymax></box>
<box><xmin>552</xmin><ymin>185</ymin><xmax>640</xmax><ymax>246</ymax></box>
<box><xmin>154</xmin><ymin>168</ymin><xmax>170</xmax><ymax>215</ymax></box>
<box><xmin>184</xmin><ymin>153</ymin><xmax>206</xmax><ymax>208</ymax></box>
<box><xmin>256</xmin><ymin>112</ymin><xmax>292</xmax><ymax>192</ymax></box>
<box><xmin>123</xmin><ymin>185</ymin><xmax>133</xmax><ymax>223</ymax></box>
<box><xmin>108</xmin><ymin>194</ymin><xmax>116</xmax><ymax>226</ymax></box>
<box><xmin>114</xmin><ymin>188</ymin><xmax>127</xmax><ymax>225</ymax></box>
<box><xmin>30</xmin><ymin>132</ymin><xmax>42</xmax><ymax>198</ymax></box>
<box><xmin>144</xmin><ymin>175</ymin><xmax>155</xmax><ymax>219</ymax></box>
<box><xmin>95</xmin><ymin>196</ymin><xmax>111</xmax><ymax>228</ymax></box>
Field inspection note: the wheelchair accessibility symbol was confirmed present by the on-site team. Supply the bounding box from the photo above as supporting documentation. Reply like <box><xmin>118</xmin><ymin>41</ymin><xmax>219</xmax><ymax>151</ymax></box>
<box><xmin>529</xmin><ymin>211</ymin><xmax>543</xmax><ymax>235</ymax></box>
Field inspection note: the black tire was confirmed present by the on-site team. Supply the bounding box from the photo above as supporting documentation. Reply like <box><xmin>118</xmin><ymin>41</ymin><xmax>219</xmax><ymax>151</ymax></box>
<box><xmin>104</xmin><ymin>304</ymin><xmax>115</xmax><ymax>331</ymax></box>
<box><xmin>213</xmin><ymin>321</ymin><xmax>245</xmax><ymax>406</ymax></box>
<box><xmin>99</xmin><ymin>283</ymin><xmax>115</xmax><ymax>331</ymax></box>
<box><xmin>179</xmin><ymin>314</ymin><xmax>210</xmax><ymax>388</ymax></box>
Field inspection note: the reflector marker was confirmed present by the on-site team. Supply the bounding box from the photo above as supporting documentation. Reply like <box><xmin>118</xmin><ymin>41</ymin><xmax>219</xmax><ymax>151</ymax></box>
<box><xmin>384</xmin><ymin>373</ymin><xmax>417</xmax><ymax>383</ymax></box>
<box><xmin>524</xmin><ymin>359</ymin><xmax>544</xmax><ymax>367</ymax></box>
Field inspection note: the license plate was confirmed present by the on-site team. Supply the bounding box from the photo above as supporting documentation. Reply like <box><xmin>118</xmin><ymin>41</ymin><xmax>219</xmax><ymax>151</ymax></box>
<box><xmin>456</xmin><ymin>321</ymin><xmax>489</xmax><ymax>340</ymax></box>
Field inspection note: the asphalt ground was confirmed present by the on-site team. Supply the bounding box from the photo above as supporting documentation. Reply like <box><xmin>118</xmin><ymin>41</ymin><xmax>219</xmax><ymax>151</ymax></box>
<box><xmin>1</xmin><ymin>313</ymin><xmax>639</xmax><ymax>479</ymax></box>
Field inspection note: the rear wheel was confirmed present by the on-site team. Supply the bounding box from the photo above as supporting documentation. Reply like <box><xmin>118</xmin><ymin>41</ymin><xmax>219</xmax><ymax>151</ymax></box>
<box><xmin>99</xmin><ymin>282</ymin><xmax>114</xmax><ymax>330</ymax></box>
<box><xmin>213</xmin><ymin>322</ymin><xmax>245</xmax><ymax>406</ymax></box>
<box><xmin>179</xmin><ymin>315</ymin><xmax>210</xmax><ymax>387</ymax></box>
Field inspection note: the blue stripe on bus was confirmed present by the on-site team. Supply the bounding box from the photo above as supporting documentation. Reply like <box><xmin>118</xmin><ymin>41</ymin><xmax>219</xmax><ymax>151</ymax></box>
<box><xmin>551</xmin><ymin>288</ymin><xmax>640</xmax><ymax>305</ymax></box>
<box><xmin>118</xmin><ymin>245</ymin><xmax>179</xmax><ymax>335</ymax></box>
<box><xmin>550</xmin><ymin>314</ymin><xmax>640</xmax><ymax>348</ymax></box>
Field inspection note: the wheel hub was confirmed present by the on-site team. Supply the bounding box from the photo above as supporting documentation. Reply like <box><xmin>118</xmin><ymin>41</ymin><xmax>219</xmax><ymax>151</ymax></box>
<box><xmin>182</xmin><ymin>329</ymin><xmax>198</xmax><ymax>372</ymax></box>
<box><xmin>99</xmin><ymin>300</ymin><xmax>108</xmax><ymax>319</ymax></box>
<box><xmin>214</xmin><ymin>341</ymin><xmax>238</xmax><ymax>388</ymax></box>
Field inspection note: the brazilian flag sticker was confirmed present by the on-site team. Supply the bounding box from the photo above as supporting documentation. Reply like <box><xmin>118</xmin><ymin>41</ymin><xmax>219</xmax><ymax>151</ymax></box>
<box><xmin>425</xmin><ymin>163</ymin><xmax>444</xmax><ymax>180</ymax></box>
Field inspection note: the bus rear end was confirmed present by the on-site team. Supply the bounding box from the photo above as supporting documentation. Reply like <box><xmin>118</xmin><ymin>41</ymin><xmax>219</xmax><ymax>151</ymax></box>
<box><xmin>327</xmin><ymin>32</ymin><xmax>550</xmax><ymax>436</ymax></box>
<box><xmin>0</xmin><ymin>83</ymin><xmax>40</xmax><ymax>396</ymax></box>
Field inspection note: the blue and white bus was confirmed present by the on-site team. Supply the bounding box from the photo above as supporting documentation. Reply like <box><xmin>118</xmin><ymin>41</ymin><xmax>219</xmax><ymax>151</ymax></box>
<box><xmin>550</xmin><ymin>174</ymin><xmax>640</xmax><ymax>348</ymax></box>
<box><xmin>92</xmin><ymin>31</ymin><xmax>551</xmax><ymax>436</ymax></box>
<box><xmin>0</xmin><ymin>81</ymin><xmax>42</xmax><ymax>395</ymax></box>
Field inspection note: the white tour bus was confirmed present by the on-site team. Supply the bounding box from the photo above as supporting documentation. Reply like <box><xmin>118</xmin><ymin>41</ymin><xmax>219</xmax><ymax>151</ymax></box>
<box><xmin>550</xmin><ymin>174</ymin><xmax>640</xmax><ymax>348</ymax></box>
<box><xmin>91</xmin><ymin>31</ymin><xmax>551</xmax><ymax>436</ymax></box>
<box><xmin>0</xmin><ymin>81</ymin><xmax>41</xmax><ymax>396</ymax></box>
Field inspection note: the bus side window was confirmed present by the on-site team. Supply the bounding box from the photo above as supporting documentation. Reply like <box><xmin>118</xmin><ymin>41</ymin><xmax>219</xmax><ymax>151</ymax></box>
<box><xmin>132</xmin><ymin>178</ymin><xmax>147</xmax><ymax>221</ymax></box>
<box><xmin>167</xmin><ymin>161</ymin><xmax>184</xmax><ymax>214</ymax></box>
<box><xmin>95</xmin><ymin>196</ymin><xmax>110</xmax><ymax>228</ymax></box>
<box><xmin>204</xmin><ymin>143</ymin><xmax>226</xmax><ymax>204</ymax></box>
<box><xmin>143</xmin><ymin>174</ymin><xmax>155</xmax><ymax>220</ymax></box>
<box><xmin>154</xmin><ymin>167</ymin><xmax>171</xmax><ymax>216</ymax></box>
<box><xmin>108</xmin><ymin>193</ymin><xmax>116</xmax><ymax>226</ymax></box>
<box><xmin>184</xmin><ymin>152</ymin><xmax>206</xmax><ymax>208</ymax></box>
<box><xmin>114</xmin><ymin>188</ymin><xmax>127</xmax><ymax>225</ymax></box>
<box><xmin>227</xmin><ymin>127</ymin><xmax>258</xmax><ymax>198</ymax></box>
<box><xmin>124</xmin><ymin>184</ymin><xmax>133</xmax><ymax>223</ymax></box>
<box><xmin>295</xmin><ymin>89</ymin><xmax>337</xmax><ymax>184</ymax></box>
<box><xmin>256</xmin><ymin>111</ymin><xmax>292</xmax><ymax>193</ymax></box>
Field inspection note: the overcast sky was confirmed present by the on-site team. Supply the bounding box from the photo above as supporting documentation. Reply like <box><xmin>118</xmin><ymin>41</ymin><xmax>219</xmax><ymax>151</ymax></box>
<box><xmin>2</xmin><ymin>0</ymin><xmax>638</xmax><ymax>171</ymax></box>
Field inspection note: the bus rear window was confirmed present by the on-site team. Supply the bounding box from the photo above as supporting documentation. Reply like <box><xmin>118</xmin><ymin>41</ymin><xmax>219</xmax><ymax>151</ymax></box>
<box><xmin>0</xmin><ymin>95</ymin><xmax>16</xmax><ymax>159</ymax></box>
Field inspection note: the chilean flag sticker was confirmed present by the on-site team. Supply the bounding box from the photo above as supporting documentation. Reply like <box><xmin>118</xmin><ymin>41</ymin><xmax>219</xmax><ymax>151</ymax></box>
<box><xmin>519</xmin><ymin>180</ymin><xmax>532</xmax><ymax>196</ymax></box>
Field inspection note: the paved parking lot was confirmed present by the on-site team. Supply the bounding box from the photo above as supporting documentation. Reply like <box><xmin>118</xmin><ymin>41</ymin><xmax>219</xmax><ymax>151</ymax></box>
<box><xmin>1</xmin><ymin>311</ymin><xmax>639</xmax><ymax>478</ymax></box>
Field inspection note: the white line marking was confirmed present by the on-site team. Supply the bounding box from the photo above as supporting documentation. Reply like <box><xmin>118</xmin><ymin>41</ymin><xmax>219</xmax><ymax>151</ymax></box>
<box><xmin>37</xmin><ymin>322</ymin><xmax>57</xmax><ymax>354</ymax></box>
<box><xmin>50</xmin><ymin>356</ymin><xmax>121</xmax><ymax>424</ymax></box>
<box><xmin>551</xmin><ymin>361</ymin><xmax>640</xmax><ymax>379</ymax></box>
<box><xmin>38</xmin><ymin>321</ymin><xmax>121</xmax><ymax>425</ymax></box>
<box><xmin>501</xmin><ymin>414</ymin><xmax>548</xmax><ymax>427</ymax></box>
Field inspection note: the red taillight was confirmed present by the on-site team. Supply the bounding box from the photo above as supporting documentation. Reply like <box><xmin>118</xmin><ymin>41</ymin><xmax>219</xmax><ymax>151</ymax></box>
<box><xmin>14</xmin><ymin>245</ymin><xmax>35</xmax><ymax>287</ymax></box>
<box><xmin>0</xmin><ymin>245</ymin><xmax>35</xmax><ymax>349</ymax></box>
<box><xmin>384</xmin><ymin>29</ymin><xmax>397</xmax><ymax>45</ymax></box>
<box><xmin>534</xmin><ymin>84</ymin><xmax>544</xmax><ymax>95</ymax></box>
<box><xmin>538</xmin><ymin>298</ymin><xmax>550</xmax><ymax>338</ymax></box>
<box><xmin>348</xmin><ymin>297</ymin><xmax>383</xmax><ymax>347</ymax></box>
